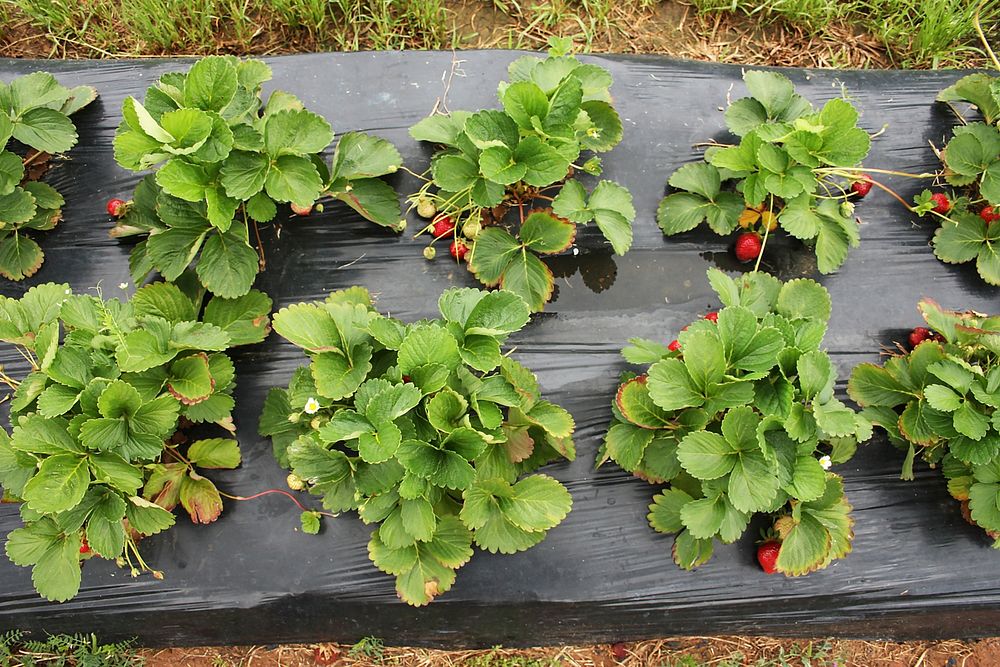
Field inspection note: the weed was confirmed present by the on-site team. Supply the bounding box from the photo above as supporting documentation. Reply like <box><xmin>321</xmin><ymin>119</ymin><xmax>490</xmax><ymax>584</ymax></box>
<box><xmin>661</xmin><ymin>640</ymin><xmax>844</xmax><ymax>666</ymax></box>
<box><xmin>2</xmin><ymin>0</ymin><xmax>992</xmax><ymax>67</ymax></box>
<box><xmin>462</xmin><ymin>648</ymin><xmax>562</xmax><ymax>667</ymax></box>
<box><xmin>348</xmin><ymin>636</ymin><xmax>386</xmax><ymax>662</ymax></box>
<box><xmin>0</xmin><ymin>630</ymin><xmax>144</xmax><ymax>667</ymax></box>
<box><xmin>685</xmin><ymin>0</ymin><xmax>999</xmax><ymax>68</ymax></box>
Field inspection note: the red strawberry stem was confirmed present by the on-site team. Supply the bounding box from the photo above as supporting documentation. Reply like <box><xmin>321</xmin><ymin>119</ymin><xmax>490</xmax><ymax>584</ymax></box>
<box><xmin>219</xmin><ymin>489</ymin><xmax>338</xmax><ymax>518</ymax></box>
<box><xmin>823</xmin><ymin>169</ymin><xmax>959</xmax><ymax>225</ymax></box>
<box><xmin>242</xmin><ymin>207</ymin><xmax>266</xmax><ymax>270</ymax></box>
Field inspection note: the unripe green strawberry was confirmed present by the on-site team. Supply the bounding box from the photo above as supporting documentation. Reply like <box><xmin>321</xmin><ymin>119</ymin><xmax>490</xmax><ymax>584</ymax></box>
<box><xmin>416</xmin><ymin>198</ymin><xmax>436</xmax><ymax>219</ymax></box>
<box><xmin>287</xmin><ymin>473</ymin><xmax>305</xmax><ymax>491</ymax></box>
<box><xmin>463</xmin><ymin>219</ymin><xmax>482</xmax><ymax>239</ymax></box>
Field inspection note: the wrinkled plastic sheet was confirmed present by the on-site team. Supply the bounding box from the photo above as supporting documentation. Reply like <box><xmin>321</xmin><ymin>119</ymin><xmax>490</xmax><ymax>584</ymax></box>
<box><xmin>0</xmin><ymin>52</ymin><xmax>998</xmax><ymax>647</ymax></box>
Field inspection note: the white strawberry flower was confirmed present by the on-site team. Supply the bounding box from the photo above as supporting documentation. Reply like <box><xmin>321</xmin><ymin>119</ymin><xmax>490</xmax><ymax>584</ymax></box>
<box><xmin>303</xmin><ymin>397</ymin><xmax>320</xmax><ymax>415</ymax></box>
<box><xmin>819</xmin><ymin>455</ymin><xmax>832</xmax><ymax>470</ymax></box>
<box><xmin>119</xmin><ymin>282</ymin><xmax>129</xmax><ymax>290</ymax></box>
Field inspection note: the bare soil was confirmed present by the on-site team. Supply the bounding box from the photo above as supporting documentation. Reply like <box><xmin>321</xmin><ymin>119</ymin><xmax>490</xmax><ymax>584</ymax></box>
<box><xmin>142</xmin><ymin>636</ymin><xmax>1000</xmax><ymax>667</ymax></box>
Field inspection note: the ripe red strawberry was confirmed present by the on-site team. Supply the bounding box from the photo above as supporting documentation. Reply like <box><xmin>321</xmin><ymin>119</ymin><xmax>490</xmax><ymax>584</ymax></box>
<box><xmin>981</xmin><ymin>205</ymin><xmax>999</xmax><ymax>225</ymax></box>
<box><xmin>290</xmin><ymin>203</ymin><xmax>313</xmax><ymax>216</ymax></box>
<box><xmin>106</xmin><ymin>198</ymin><xmax>126</xmax><ymax>218</ymax></box>
<box><xmin>757</xmin><ymin>540</ymin><xmax>780</xmax><ymax>574</ymax></box>
<box><xmin>734</xmin><ymin>232</ymin><xmax>762</xmax><ymax>263</ymax></box>
<box><xmin>449</xmin><ymin>239</ymin><xmax>468</xmax><ymax>261</ymax></box>
<box><xmin>930</xmin><ymin>192</ymin><xmax>951</xmax><ymax>214</ymax></box>
<box><xmin>704</xmin><ymin>311</ymin><xmax>719</xmax><ymax>323</ymax></box>
<box><xmin>908</xmin><ymin>326</ymin><xmax>933</xmax><ymax>349</ymax></box>
<box><xmin>850</xmin><ymin>174</ymin><xmax>873</xmax><ymax>198</ymax></box>
<box><xmin>667</xmin><ymin>339</ymin><xmax>681</xmax><ymax>352</ymax></box>
<box><xmin>610</xmin><ymin>643</ymin><xmax>628</xmax><ymax>661</ymax></box>
<box><xmin>80</xmin><ymin>538</ymin><xmax>91</xmax><ymax>555</ymax></box>
<box><xmin>433</xmin><ymin>216</ymin><xmax>455</xmax><ymax>238</ymax></box>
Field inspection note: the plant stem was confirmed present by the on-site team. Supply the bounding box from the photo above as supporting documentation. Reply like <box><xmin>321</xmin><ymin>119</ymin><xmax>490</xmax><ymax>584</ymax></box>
<box><xmin>248</xmin><ymin>208</ymin><xmax>266</xmax><ymax>270</ymax></box>
<box><xmin>164</xmin><ymin>444</ymin><xmax>194</xmax><ymax>469</ymax></box>
<box><xmin>975</xmin><ymin>0</ymin><xmax>1000</xmax><ymax>71</ymax></box>
<box><xmin>866</xmin><ymin>179</ymin><xmax>915</xmax><ymax>210</ymax></box>
<box><xmin>816</xmin><ymin>166</ymin><xmax>938</xmax><ymax>179</ymax></box>
<box><xmin>21</xmin><ymin>151</ymin><xmax>47</xmax><ymax>168</ymax></box>
<box><xmin>218</xmin><ymin>488</ymin><xmax>338</xmax><ymax>518</ymax></box>
<box><xmin>398</xmin><ymin>165</ymin><xmax>431</xmax><ymax>181</ymax></box>
<box><xmin>753</xmin><ymin>196</ymin><xmax>773</xmax><ymax>273</ymax></box>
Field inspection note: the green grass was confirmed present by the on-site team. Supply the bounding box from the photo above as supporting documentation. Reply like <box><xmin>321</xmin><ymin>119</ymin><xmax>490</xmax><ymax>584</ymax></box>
<box><xmin>664</xmin><ymin>639</ymin><xmax>844</xmax><ymax>667</ymax></box>
<box><xmin>462</xmin><ymin>651</ymin><xmax>562</xmax><ymax>667</ymax></box>
<box><xmin>0</xmin><ymin>630</ymin><xmax>144</xmax><ymax>667</ymax></box>
<box><xmin>0</xmin><ymin>0</ymin><xmax>994</xmax><ymax>67</ymax></box>
<box><xmin>685</xmin><ymin>0</ymin><xmax>999</xmax><ymax>67</ymax></box>
<box><xmin>2</xmin><ymin>0</ymin><xmax>456</xmax><ymax>55</ymax></box>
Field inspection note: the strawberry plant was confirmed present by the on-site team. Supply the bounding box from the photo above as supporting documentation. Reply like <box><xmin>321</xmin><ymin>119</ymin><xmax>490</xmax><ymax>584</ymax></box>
<box><xmin>408</xmin><ymin>39</ymin><xmax>635</xmax><ymax>312</ymax></box>
<box><xmin>848</xmin><ymin>300</ymin><xmax>1000</xmax><ymax>544</ymax></box>
<box><xmin>259</xmin><ymin>286</ymin><xmax>575</xmax><ymax>605</ymax></box>
<box><xmin>110</xmin><ymin>55</ymin><xmax>403</xmax><ymax>298</ymax></box>
<box><xmin>657</xmin><ymin>71</ymin><xmax>873</xmax><ymax>273</ymax></box>
<box><xmin>0</xmin><ymin>278</ymin><xmax>271</xmax><ymax>602</ymax></box>
<box><xmin>0</xmin><ymin>73</ymin><xmax>96</xmax><ymax>280</ymax></box>
<box><xmin>599</xmin><ymin>268</ymin><xmax>871</xmax><ymax>575</ymax></box>
<box><xmin>908</xmin><ymin>73</ymin><xmax>1000</xmax><ymax>284</ymax></box>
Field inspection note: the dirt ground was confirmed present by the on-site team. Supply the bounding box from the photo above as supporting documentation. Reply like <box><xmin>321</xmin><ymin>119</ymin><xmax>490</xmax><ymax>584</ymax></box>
<box><xmin>449</xmin><ymin>0</ymin><xmax>892</xmax><ymax>68</ymax></box>
<box><xmin>0</xmin><ymin>1</ymin><xmax>897</xmax><ymax>69</ymax></box>
<box><xmin>141</xmin><ymin>636</ymin><xmax>1000</xmax><ymax>667</ymax></box>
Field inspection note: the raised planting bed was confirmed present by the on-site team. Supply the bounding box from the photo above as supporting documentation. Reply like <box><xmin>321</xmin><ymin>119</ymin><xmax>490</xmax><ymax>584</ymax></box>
<box><xmin>0</xmin><ymin>52</ymin><xmax>998</xmax><ymax>646</ymax></box>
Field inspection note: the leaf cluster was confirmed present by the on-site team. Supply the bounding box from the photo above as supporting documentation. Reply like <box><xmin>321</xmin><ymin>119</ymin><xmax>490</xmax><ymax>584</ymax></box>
<box><xmin>0</xmin><ymin>278</ymin><xmax>271</xmax><ymax>602</ymax></box>
<box><xmin>918</xmin><ymin>74</ymin><xmax>1000</xmax><ymax>285</ymax></box>
<box><xmin>848</xmin><ymin>299</ymin><xmax>1000</xmax><ymax>544</ymax></box>
<box><xmin>601</xmin><ymin>268</ymin><xmax>870</xmax><ymax>575</ymax></box>
<box><xmin>410</xmin><ymin>40</ymin><xmax>635</xmax><ymax>312</ymax></box>
<box><xmin>259</xmin><ymin>286</ymin><xmax>575</xmax><ymax>605</ymax></box>
<box><xmin>111</xmin><ymin>55</ymin><xmax>404</xmax><ymax>298</ymax></box>
<box><xmin>0</xmin><ymin>72</ymin><xmax>97</xmax><ymax>280</ymax></box>
<box><xmin>657</xmin><ymin>71</ymin><xmax>871</xmax><ymax>274</ymax></box>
